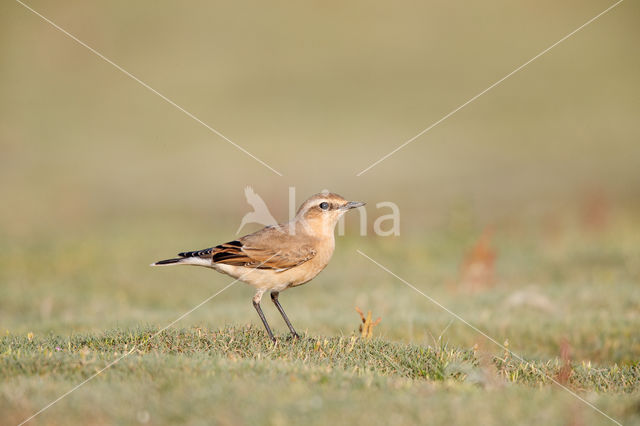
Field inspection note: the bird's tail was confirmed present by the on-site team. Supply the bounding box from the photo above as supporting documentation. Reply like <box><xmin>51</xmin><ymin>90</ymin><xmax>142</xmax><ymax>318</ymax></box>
<box><xmin>151</xmin><ymin>247</ymin><xmax>215</xmax><ymax>267</ymax></box>
<box><xmin>151</xmin><ymin>258</ymin><xmax>184</xmax><ymax>266</ymax></box>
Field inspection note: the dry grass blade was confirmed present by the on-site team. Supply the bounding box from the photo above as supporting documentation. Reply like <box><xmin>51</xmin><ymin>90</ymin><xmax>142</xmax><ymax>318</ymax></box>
<box><xmin>355</xmin><ymin>307</ymin><xmax>382</xmax><ymax>339</ymax></box>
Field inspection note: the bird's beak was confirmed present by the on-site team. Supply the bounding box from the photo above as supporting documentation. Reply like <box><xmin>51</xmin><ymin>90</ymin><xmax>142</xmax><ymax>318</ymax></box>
<box><xmin>342</xmin><ymin>201</ymin><xmax>366</xmax><ymax>210</ymax></box>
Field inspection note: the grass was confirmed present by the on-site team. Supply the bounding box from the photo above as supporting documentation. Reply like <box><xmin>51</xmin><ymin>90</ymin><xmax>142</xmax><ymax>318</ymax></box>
<box><xmin>2</xmin><ymin>326</ymin><xmax>639</xmax><ymax>425</ymax></box>
<box><xmin>1</xmin><ymin>214</ymin><xmax>640</xmax><ymax>424</ymax></box>
<box><xmin>1</xmin><ymin>214</ymin><xmax>639</xmax><ymax>425</ymax></box>
<box><xmin>2</xmin><ymin>1</ymin><xmax>640</xmax><ymax>423</ymax></box>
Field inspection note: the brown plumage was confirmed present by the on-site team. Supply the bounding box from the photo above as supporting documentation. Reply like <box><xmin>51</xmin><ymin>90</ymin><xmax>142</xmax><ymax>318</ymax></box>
<box><xmin>152</xmin><ymin>192</ymin><xmax>365</xmax><ymax>341</ymax></box>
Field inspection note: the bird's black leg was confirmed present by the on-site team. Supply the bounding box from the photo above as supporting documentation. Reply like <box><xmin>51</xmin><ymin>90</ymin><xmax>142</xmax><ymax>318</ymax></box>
<box><xmin>252</xmin><ymin>293</ymin><xmax>275</xmax><ymax>342</ymax></box>
<box><xmin>270</xmin><ymin>291</ymin><xmax>299</xmax><ymax>339</ymax></box>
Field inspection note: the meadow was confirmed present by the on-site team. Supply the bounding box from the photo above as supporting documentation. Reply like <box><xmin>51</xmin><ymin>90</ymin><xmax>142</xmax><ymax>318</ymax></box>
<box><xmin>2</xmin><ymin>209</ymin><xmax>639</xmax><ymax>425</ymax></box>
<box><xmin>2</xmin><ymin>0</ymin><xmax>640</xmax><ymax>424</ymax></box>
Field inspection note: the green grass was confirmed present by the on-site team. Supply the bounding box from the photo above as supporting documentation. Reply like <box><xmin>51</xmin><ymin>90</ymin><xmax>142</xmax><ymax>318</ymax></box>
<box><xmin>1</xmin><ymin>216</ymin><xmax>640</xmax><ymax>425</ymax></box>
<box><xmin>0</xmin><ymin>214</ymin><xmax>639</xmax><ymax>425</ymax></box>
<box><xmin>2</xmin><ymin>326</ymin><xmax>639</xmax><ymax>425</ymax></box>
<box><xmin>2</xmin><ymin>1</ymin><xmax>640</xmax><ymax>423</ymax></box>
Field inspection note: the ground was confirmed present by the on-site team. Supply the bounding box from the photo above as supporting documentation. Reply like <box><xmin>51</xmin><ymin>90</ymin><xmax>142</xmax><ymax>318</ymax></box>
<box><xmin>1</xmin><ymin>1</ymin><xmax>639</xmax><ymax>424</ymax></box>
<box><xmin>1</xmin><ymin>214</ymin><xmax>639</xmax><ymax>425</ymax></box>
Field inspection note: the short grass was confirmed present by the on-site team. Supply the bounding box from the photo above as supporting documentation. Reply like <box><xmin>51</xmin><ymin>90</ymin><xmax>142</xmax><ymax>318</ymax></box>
<box><xmin>2</xmin><ymin>212</ymin><xmax>640</xmax><ymax>425</ymax></box>
<box><xmin>2</xmin><ymin>326</ymin><xmax>639</xmax><ymax>425</ymax></box>
<box><xmin>2</xmin><ymin>2</ymin><xmax>640</xmax><ymax>421</ymax></box>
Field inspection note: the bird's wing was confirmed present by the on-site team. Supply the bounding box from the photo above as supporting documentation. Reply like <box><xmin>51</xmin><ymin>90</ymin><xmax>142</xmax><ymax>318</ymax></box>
<box><xmin>212</xmin><ymin>226</ymin><xmax>316</xmax><ymax>271</ymax></box>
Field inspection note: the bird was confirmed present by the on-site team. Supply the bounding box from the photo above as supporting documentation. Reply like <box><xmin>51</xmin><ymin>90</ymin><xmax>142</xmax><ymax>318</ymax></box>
<box><xmin>235</xmin><ymin>186</ymin><xmax>277</xmax><ymax>235</ymax></box>
<box><xmin>152</xmin><ymin>192</ymin><xmax>365</xmax><ymax>342</ymax></box>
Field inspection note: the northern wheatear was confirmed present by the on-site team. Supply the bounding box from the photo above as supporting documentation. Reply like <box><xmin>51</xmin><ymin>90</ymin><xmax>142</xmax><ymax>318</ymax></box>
<box><xmin>152</xmin><ymin>192</ymin><xmax>365</xmax><ymax>341</ymax></box>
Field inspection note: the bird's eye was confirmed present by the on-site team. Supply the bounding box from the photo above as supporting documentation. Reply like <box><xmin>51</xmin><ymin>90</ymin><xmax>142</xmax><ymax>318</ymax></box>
<box><xmin>319</xmin><ymin>202</ymin><xmax>329</xmax><ymax>210</ymax></box>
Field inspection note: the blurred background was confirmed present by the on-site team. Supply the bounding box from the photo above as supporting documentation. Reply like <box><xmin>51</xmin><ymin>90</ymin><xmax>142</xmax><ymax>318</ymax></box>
<box><xmin>1</xmin><ymin>0</ymin><xmax>639</xmax><ymax>363</ymax></box>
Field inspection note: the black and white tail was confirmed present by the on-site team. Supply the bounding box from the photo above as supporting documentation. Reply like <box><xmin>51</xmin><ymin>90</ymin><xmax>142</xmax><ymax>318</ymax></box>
<box><xmin>151</xmin><ymin>247</ymin><xmax>214</xmax><ymax>267</ymax></box>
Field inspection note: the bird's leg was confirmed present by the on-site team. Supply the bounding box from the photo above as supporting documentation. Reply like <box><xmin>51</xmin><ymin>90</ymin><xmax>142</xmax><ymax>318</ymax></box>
<box><xmin>252</xmin><ymin>291</ymin><xmax>275</xmax><ymax>342</ymax></box>
<box><xmin>270</xmin><ymin>291</ymin><xmax>299</xmax><ymax>339</ymax></box>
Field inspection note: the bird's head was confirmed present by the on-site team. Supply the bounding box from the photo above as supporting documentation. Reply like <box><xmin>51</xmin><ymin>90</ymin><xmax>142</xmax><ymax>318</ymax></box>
<box><xmin>294</xmin><ymin>192</ymin><xmax>365</xmax><ymax>236</ymax></box>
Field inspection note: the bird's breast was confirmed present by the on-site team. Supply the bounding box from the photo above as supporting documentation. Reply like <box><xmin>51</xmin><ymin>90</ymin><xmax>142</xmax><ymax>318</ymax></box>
<box><xmin>287</xmin><ymin>239</ymin><xmax>335</xmax><ymax>287</ymax></box>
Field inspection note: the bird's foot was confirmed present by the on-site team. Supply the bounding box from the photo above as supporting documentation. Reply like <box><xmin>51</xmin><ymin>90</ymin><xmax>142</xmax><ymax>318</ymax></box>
<box><xmin>287</xmin><ymin>332</ymin><xmax>300</xmax><ymax>341</ymax></box>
